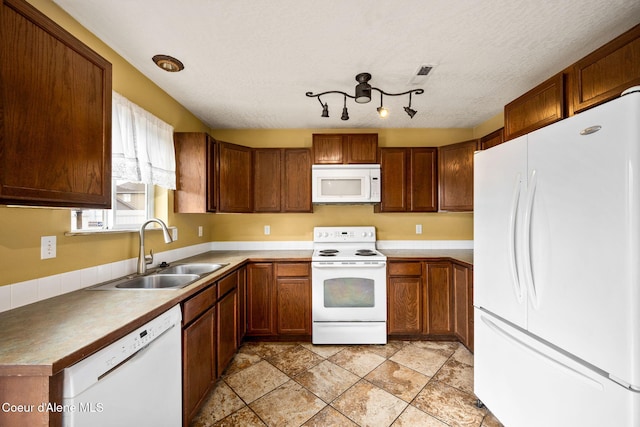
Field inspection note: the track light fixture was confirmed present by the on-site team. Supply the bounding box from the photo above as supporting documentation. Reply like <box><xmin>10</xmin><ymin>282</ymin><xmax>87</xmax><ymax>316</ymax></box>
<box><xmin>404</xmin><ymin>92</ymin><xmax>417</xmax><ymax>118</ymax></box>
<box><xmin>341</xmin><ymin>95</ymin><xmax>349</xmax><ymax>121</ymax></box>
<box><xmin>306</xmin><ymin>72</ymin><xmax>423</xmax><ymax>120</ymax></box>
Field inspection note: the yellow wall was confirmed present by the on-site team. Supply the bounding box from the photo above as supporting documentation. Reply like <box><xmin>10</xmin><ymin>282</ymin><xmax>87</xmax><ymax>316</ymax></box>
<box><xmin>0</xmin><ymin>0</ymin><xmax>502</xmax><ymax>287</ymax></box>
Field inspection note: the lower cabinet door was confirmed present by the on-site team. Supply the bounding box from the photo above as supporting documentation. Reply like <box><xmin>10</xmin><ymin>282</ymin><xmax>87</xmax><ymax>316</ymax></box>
<box><xmin>424</xmin><ymin>262</ymin><xmax>454</xmax><ymax>335</ymax></box>
<box><xmin>388</xmin><ymin>276</ymin><xmax>422</xmax><ymax>335</ymax></box>
<box><xmin>183</xmin><ymin>306</ymin><xmax>216</xmax><ymax>424</ymax></box>
<box><xmin>276</xmin><ymin>277</ymin><xmax>311</xmax><ymax>335</ymax></box>
<box><xmin>217</xmin><ymin>289</ymin><xmax>238</xmax><ymax>374</ymax></box>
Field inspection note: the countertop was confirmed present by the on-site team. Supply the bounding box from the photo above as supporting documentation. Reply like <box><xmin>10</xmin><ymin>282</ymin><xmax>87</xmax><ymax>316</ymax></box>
<box><xmin>382</xmin><ymin>249</ymin><xmax>473</xmax><ymax>266</ymax></box>
<box><xmin>0</xmin><ymin>248</ymin><xmax>471</xmax><ymax>376</ymax></box>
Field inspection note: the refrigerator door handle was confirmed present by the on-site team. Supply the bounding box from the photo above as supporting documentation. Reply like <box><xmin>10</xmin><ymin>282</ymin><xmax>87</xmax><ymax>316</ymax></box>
<box><xmin>480</xmin><ymin>313</ymin><xmax>605</xmax><ymax>391</ymax></box>
<box><xmin>508</xmin><ymin>173</ymin><xmax>524</xmax><ymax>302</ymax></box>
<box><xmin>523</xmin><ymin>169</ymin><xmax>539</xmax><ymax>309</ymax></box>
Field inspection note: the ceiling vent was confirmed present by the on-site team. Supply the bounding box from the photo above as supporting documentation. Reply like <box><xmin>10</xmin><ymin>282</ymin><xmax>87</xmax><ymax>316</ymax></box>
<box><xmin>408</xmin><ymin>64</ymin><xmax>435</xmax><ymax>85</ymax></box>
<box><xmin>417</xmin><ymin>66</ymin><xmax>433</xmax><ymax>76</ymax></box>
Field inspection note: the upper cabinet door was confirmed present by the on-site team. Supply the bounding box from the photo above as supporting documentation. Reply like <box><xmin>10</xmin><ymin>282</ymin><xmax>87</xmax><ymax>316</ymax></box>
<box><xmin>312</xmin><ymin>134</ymin><xmax>344</xmax><ymax>164</ymax></box>
<box><xmin>253</xmin><ymin>149</ymin><xmax>282</xmax><ymax>212</ymax></box>
<box><xmin>379</xmin><ymin>148</ymin><xmax>408</xmax><ymax>212</ymax></box>
<box><xmin>504</xmin><ymin>73</ymin><xmax>565</xmax><ymax>141</ymax></box>
<box><xmin>438</xmin><ymin>140</ymin><xmax>477</xmax><ymax>212</ymax></box>
<box><xmin>0</xmin><ymin>0</ymin><xmax>112</xmax><ymax>208</ymax></box>
<box><xmin>174</xmin><ymin>133</ymin><xmax>217</xmax><ymax>213</ymax></box>
<box><xmin>312</xmin><ymin>133</ymin><xmax>378</xmax><ymax>164</ymax></box>
<box><xmin>345</xmin><ymin>134</ymin><xmax>378</xmax><ymax>164</ymax></box>
<box><xmin>569</xmin><ymin>24</ymin><xmax>640</xmax><ymax>115</ymax></box>
<box><xmin>409</xmin><ymin>148</ymin><xmax>438</xmax><ymax>212</ymax></box>
<box><xmin>282</xmin><ymin>149</ymin><xmax>312</xmax><ymax>212</ymax></box>
<box><xmin>219</xmin><ymin>142</ymin><xmax>253</xmax><ymax>213</ymax></box>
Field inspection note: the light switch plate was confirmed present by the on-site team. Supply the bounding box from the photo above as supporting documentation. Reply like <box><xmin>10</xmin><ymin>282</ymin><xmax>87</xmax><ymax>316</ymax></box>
<box><xmin>264</xmin><ymin>225</ymin><xmax>271</xmax><ymax>235</ymax></box>
<box><xmin>41</xmin><ymin>236</ymin><xmax>56</xmax><ymax>259</ymax></box>
<box><xmin>416</xmin><ymin>224</ymin><xmax>423</xmax><ymax>234</ymax></box>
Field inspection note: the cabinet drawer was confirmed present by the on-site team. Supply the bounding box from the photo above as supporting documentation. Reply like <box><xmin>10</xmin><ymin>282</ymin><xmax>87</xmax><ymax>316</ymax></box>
<box><xmin>217</xmin><ymin>270</ymin><xmax>239</xmax><ymax>299</ymax></box>
<box><xmin>183</xmin><ymin>284</ymin><xmax>217</xmax><ymax>325</ymax></box>
<box><xmin>275</xmin><ymin>262</ymin><xmax>310</xmax><ymax>277</ymax></box>
<box><xmin>388</xmin><ymin>262</ymin><xmax>422</xmax><ymax>276</ymax></box>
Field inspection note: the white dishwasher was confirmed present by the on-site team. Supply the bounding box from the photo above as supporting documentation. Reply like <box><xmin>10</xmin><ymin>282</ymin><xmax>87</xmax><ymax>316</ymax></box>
<box><xmin>62</xmin><ymin>305</ymin><xmax>182</xmax><ymax>427</ymax></box>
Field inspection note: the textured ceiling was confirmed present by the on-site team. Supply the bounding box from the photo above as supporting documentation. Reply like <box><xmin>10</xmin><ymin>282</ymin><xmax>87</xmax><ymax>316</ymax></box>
<box><xmin>52</xmin><ymin>0</ymin><xmax>640</xmax><ymax>130</ymax></box>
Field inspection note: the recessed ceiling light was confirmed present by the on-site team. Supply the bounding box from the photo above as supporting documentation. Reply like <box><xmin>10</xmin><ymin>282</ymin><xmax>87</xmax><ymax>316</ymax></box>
<box><xmin>152</xmin><ymin>55</ymin><xmax>184</xmax><ymax>72</ymax></box>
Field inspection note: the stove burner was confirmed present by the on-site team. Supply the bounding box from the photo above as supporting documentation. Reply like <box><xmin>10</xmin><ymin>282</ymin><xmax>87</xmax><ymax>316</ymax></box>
<box><xmin>356</xmin><ymin>249</ymin><xmax>377</xmax><ymax>256</ymax></box>
<box><xmin>318</xmin><ymin>249</ymin><xmax>339</xmax><ymax>257</ymax></box>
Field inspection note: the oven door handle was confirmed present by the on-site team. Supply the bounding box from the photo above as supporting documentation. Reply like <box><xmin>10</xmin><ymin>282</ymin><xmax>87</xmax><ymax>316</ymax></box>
<box><xmin>312</xmin><ymin>262</ymin><xmax>387</xmax><ymax>268</ymax></box>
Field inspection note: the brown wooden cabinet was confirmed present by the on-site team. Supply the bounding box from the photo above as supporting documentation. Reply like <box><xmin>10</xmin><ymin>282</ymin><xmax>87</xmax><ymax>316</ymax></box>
<box><xmin>174</xmin><ymin>132</ymin><xmax>217</xmax><ymax>213</ymax></box>
<box><xmin>424</xmin><ymin>262</ymin><xmax>454</xmax><ymax>336</ymax></box>
<box><xmin>312</xmin><ymin>133</ymin><xmax>378</xmax><ymax>164</ymax></box>
<box><xmin>0</xmin><ymin>0</ymin><xmax>112</xmax><ymax>208</ymax></box>
<box><xmin>275</xmin><ymin>263</ymin><xmax>311</xmax><ymax>336</ymax></box>
<box><xmin>181</xmin><ymin>285</ymin><xmax>217</xmax><ymax>425</ymax></box>
<box><xmin>217</xmin><ymin>288</ymin><xmax>237</xmax><ymax>374</ymax></box>
<box><xmin>479</xmin><ymin>128</ymin><xmax>505</xmax><ymax>150</ymax></box>
<box><xmin>438</xmin><ymin>140</ymin><xmax>477</xmax><ymax>211</ymax></box>
<box><xmin>387</xmin><ymin>261</ymin><xmax>423</xmax><ymax>335</ymax></box>
<box><xmin>216</xmin><ymin>271</ymin><xmax>239</xmax><ymax>374</ymax></box>
<box><xmin>378</xmin><ymin>147</ymin><xmax>438</xmax><ymax>212</ymax></box>
<box><xmin>219</xmin><ymin>142</ymin><xmax>253</xmax><ymax>212</ymax></box>
<box><xmin>254</xmin><ymin>148</ymin><xmax>312</xmax><ymax>213</ymax></box>
<box><xmin>246</xmin><ymin>262</ymin><xmax>312</xmax><ymax>339</ymax></box>
<box><xmin>453</xmin><ymin>262</ymin><xmax>474</xmax><ymax>351</ymax></box>
<box><xmin>504</xmin><ymin>73</ymin><xmax>565</xmax><ymax>141</ymax></box>
<box><xmin>253</xmin><ymin>149</ymin><xmax>282</xmax><ymax>212</ymax></box>
<box><xmin>181</xmin><ymin>269</ymin><xmax>241</xmax><ymax>425</ymax></box>
<box><xmin>246</xmin><ymin>263</ymin><xmax>276</xmax><ymax>336</ymax></box>
<box><xmin>283</xmin><ymin>149</ymin><xmax>312</xmax><ymax>212</ymax></box>
<box><xmin>569</xmin><ymin>24</ymin><xmax>640</xmax><ymax>115</ymax></box>
<box><xmin>388</xmin><ymin>260</ymin><xmax>456</xmax><ymax>339</ymax></box>
<box><xmin>237</xmin><ymin>266</ymin><xmax>247</xmax><ymax>347</ymax></box>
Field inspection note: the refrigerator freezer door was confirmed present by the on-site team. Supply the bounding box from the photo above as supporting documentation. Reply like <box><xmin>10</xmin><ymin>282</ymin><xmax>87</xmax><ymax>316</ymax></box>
<box><xmin>474</xmin><ymin>135</ymin><xmax>528</xmax><ymax>329</ymax></box>
<box><xmin>475</xmin><ymin>308</ymin><xmax>640</xmax><ymax>427</ymax></box>
<box><xmin>526</xmin><ymin>92</ymin><xmax>640</xmax><ymax>388</ymax></box>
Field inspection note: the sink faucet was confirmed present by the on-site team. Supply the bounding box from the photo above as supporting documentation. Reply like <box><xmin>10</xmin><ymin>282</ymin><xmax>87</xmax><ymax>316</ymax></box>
<box><xmin>138</xmin><ymin>218</ymin><xmax>173</xmax><ymax>274</ymax></box>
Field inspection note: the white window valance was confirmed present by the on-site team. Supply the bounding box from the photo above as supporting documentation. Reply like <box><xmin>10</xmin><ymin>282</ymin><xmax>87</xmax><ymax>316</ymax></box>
<box><xmin>112</xmin><ymin>91</ymin><xmax>176</xmax><ymax>189</ymax></box>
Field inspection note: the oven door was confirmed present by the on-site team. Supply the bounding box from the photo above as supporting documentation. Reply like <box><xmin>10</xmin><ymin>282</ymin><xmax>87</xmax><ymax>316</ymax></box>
<box><xmin>311</xmin><ymin>261</ymin><xmax>387</xmax><ymax>322</ymax></box>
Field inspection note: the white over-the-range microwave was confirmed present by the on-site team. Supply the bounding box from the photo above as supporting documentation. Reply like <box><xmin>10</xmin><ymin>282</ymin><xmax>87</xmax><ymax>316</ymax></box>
<box><xmin>311</xmin><ymin>164</ymin><xmax>381</xmax><ymax>204</ymax></box>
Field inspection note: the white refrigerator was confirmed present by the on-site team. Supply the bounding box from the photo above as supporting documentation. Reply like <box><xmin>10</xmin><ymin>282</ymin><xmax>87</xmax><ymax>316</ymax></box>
<box><xmin>474</xmin><ymin>88</ymin><xmax>640</xmax><ymax>427</ymax></box>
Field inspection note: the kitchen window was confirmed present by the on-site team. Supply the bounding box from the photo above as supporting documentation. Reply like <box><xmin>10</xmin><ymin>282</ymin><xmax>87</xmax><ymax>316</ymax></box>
<box><xmin>70</xmin><ymin>91</ymin><xmax>175</xmax><ymax>232</ymax></box>
<box><xmin>71</xmin><ymin>181</ymin><xmax>154</xmax><ymax>231</ymax></box>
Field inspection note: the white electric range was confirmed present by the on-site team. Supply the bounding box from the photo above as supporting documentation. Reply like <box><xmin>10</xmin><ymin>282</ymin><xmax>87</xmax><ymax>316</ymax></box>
<box><xmin>311</xmin><ymin>226</ymin><xmax>387</xmax><ymax>344</ymax></box>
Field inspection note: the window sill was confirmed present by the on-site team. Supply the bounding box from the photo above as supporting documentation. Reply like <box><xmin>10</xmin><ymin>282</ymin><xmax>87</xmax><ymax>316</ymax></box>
<box><xmin>65</xmin><ymin>226</ymin><xmax>176</xmax><ymax>237</ymax></box>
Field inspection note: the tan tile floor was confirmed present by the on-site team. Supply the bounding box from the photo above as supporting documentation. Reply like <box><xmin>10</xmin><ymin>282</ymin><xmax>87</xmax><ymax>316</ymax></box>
<box><xmin>191</xmin><ymin>340</ymin><xmax>503</xmax><ymax>427</ymax></box>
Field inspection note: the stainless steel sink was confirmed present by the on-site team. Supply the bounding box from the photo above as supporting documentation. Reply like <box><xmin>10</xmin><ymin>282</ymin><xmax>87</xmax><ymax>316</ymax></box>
<box><xmin>88</xmin><ymin>262</ymin><xmax>229</xmax><ymax>290</ymax></box>
<box><xmin>159</xmin><ymin>263</ymin><xmax>228</xmax><ymax>276</ymax></box>
<box><xmin>91</xmin><ymin>273</ymin><xmax>200</xmax><ymax>290</ymax></box>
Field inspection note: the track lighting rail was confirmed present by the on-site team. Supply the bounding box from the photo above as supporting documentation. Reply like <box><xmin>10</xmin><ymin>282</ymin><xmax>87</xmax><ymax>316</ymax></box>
<box><xmin>306</xmin><ymin>72</ymin><xmax>424</xmax><ymax>120</ymax></box>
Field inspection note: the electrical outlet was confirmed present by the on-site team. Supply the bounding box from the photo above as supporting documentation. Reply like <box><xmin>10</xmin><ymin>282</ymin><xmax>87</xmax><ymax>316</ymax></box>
<box><xmin>41</xmin><ymin>236</ymin><xmax>56</xmax><ymax>259</ymax></box>
<box><xmin>172</xmin><ymin>228</ymin><xmax>178</xmax><ymax>241</ymax></box>
<box><xmin>264</xmin><ymin>225</ymin><xmax>271</xmax><ymax>235</ymax></box>
<box><xmin>198</xmin><ymin>226</ymin><xmax>203</xmax><ymax>237</ymax></box>
<box><xmin>416</xmin><ymin>224</ymin><xmax>423</xmax><ymax>235</ymax></box>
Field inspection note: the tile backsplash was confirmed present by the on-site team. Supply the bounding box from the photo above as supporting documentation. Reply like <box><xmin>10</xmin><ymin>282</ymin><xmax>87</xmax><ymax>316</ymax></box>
<box><xmin>0</xmin><ymin>242</ymin><xmax>212</xmax><ymax>313</ymax></box>
<box><xmin>0</xmin><ymin>239</ymin><xmax>473</xmax><ymax>313</ymax></box>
